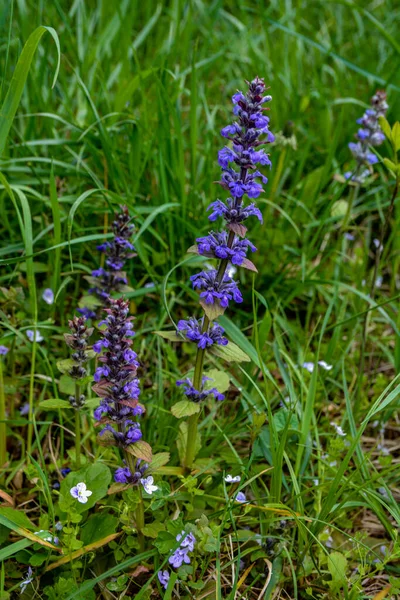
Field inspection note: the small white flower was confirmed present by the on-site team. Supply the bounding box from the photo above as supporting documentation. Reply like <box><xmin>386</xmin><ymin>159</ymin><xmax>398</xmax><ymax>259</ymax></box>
<box><xmin>302</xmin><ymin>362</ymin><xmax>314</xmax><ymax>373</ymax></box>
<box><xmin>318</xmin><ymin>361</ymin><xmax>332</xmax><ymax>371</ymax></box>
<box><xmin>140</xmin><ymin>476</ymin><xmax>158</xmax><ymax>495</ymax></box>
<box><xmin>331</xmin><ymin>422</ymin><xmax>346</xmax><ymax>437</ymax></box>
<box><xmin>227</xmin><ymin>264</ymin><xmax>237</xmax><ymax>278</ymax></box>
<box><xmin>42</xmin><ymin>288</ymin><xmax>54</xmax><ymax>305</ymax></box>
<box><xmin>70</xmin><ymin>482</ymin><xmax>93</xmax><ymax>504</ymax></box>
<box><xmin>377</xmin><ymin>443</ymin><xmax>390</xmax><ymax>456</ymax></box>
<box><xmin>313</xmin><ymin>479</ymin><xmax>319</xmax><ymax>486</ymax></box>
<box><xmin>373</xmin><ymin>238</ymin><xmax>383</xmax><ymax>251</ymax></box>
<box><xmin>376</xmin><ymin>275</ymin><xmax>383</xmax><ymax>289</ymax></box>
<box><xmin>344</xmin><ymin>232</ymin><xmax>355</xmax><ymax>241</ymax></box>
<box><xmin>225</xmin><ymin>474</ymin><xmax>241</xmax><ymax>483</ymax></box>
<box><xmin>26</xmin><ymin>329</ymin><xmax>44</xmax><ymax>342</ymax></box>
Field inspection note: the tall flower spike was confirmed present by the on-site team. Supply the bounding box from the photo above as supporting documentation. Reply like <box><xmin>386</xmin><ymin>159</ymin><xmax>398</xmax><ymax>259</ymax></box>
<box><xmin>175</xmin><ymin>77</ymin><xmax>274</xmax><ymax>469</ymax></box>
<box><xmin>78</xmin><ymin>205</ymin><xmax>135</xmax><ymax>318</ymax></box>
<box><xmin>345</xmin><ymin>90</ymin><xmax>388</xmax><ymax>184</ymax></box>
<box><xmin>64</xmin><ymin>316</ymin><xmax>93</xmax><ymax>408</ymax></box>
<box><xmin>92</xmin><ymin>298</ymin><xmax>150</xmax><ymax>485</ymax></box>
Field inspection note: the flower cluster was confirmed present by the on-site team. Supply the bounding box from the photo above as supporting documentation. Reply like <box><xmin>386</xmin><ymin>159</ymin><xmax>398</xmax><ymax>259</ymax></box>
<box><xmin>196</xmin><ymin>231</ymin><xmax>256</xmax><ymax>265</ymax></box>
<box><xmin>158</xmin><ymin>531</ymin><xmax>197</xmax><ymax>589</ymax></box>
<box><xmin>190</xmin><ymin>269</ymin><xmax>243</xmax><ymax>309</ymax></box>
<box><xmin>64</xmin><ymin>316</ymin><xmax>93</xmax><ymax>407</ymax></box>
<box><xmin>192</xmin><ymin>77</ymin><xmax>273</xmax><ymax>309</ymax></box>
<box><xmin>345</xmin><ymin>90</ymin><xmax>388</xmax><ymax>183</ymax></box>
<box><xmin>78</xmin><ymin>206</ymin><xmax>135</xmax><ymax>318</ymax></box>
<box><xmin>92</xmin><ymin>298</ymin><xmax>145</xmax><ymax>483</ymax></box>
<box><xmin>177</xmin><ymin>376</ymin><xmax>225</xmax><ymax>402</ymax></box>
<box><xmin>175</xmin><ymin>78</ymin><xmax>273</xmax><ymax>408</ymax></box>
<box><xmin>177</xmin><ymin>317</ymin><xmax>228</xmax><ymax>348</ymax></box>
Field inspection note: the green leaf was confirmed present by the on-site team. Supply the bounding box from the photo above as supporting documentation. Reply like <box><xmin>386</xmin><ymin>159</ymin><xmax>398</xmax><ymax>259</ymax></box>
<box><xmin>147</xmin><ymin>452</ymin><xmax>170</xmax><ymax>474</ymax></box>
<box><xmin>57</xmin><ymin>358</ymin><xmax>78</xmax><ymax>374</ymax></box>
<box><xmin>126</xmin><ymin>440</ymin><xmax>152</xmax><ymax>463</ymax></box>
<box><xmin>80</xmin><ymin>514</ymin><xmax>119</xmax><ymax>546</ymax></box>
<box><xmin>0</xmin><ymin>26</ymin><xmax>60</xmax><ymax>156</ymax></box>
<box><xmin>379</xmin><ymin>115</ymin><xmax>392</xmax><ymax>141</ymax></box>
<box><xmin>78</xmin><ymin>294</ymin><xmax>103</xmax><ymax>310</ymax></box>
<box><xmin>177</xmin><ymin>421</ymin><xmax>201</xmax><ymax>464</ymax></box>
<box><xmin>392</xmin><ymin>121</ymin><xmax>400</xmax><ymax>152</ymax></box>
<box><xmin>171</xmin><ymin>400</ymin><xmax>200</xmax><ymax>419</ymax></box>
<box><xmin>200</xmin><ymin>300</ymin><xmax>226</xmax><ymax>321</ymax></box>
<box><xmin>0</xmin><ymin>507</ymin><xmax>35</xmax><ymax>531</ymax></box>
<box><xmin>383</xmin><ymin>158</ymin><xmax>400</xmax><ymax>176</ymax></box>
<box><xmin>59</xmin><ymin>463</ymin><xmax>111</xmax><ymax>514</ymax></box>
<box><xmin>331</xmin><ymin>199</ymin><xmax>348</xmax><ymax>218</ymax></box>
<box><xmin>142</xmin><ymin>521</ymin><xmax>165</xmax><ymax>538</ymax></box>
<box><xmin>154</xmin><ymin>330</ymin><xmax>184</xmax><ymax>342</ymax></box>
<box><xmin>204</xmin><ymin>369</ymin><xmax>230</xmax><ymax>393</ymax></box>
<box><xmin>39</xmin><ymin>399</ymin><xmax>71</xmax><ymax>410</ymax></box>
<box><xmin>328</xmin><ymin>551</ymin><xmax>347</xmax><ymax>587</ymax></box>
<box><xmin>59</xmin><ymin>375</ymin><xmax>76</xmax><ymax>395</ymax></box>
<box><xmin>210</xmin><ymin>341</ymin><xmax>251</xmax><ymax>363</ymax></box>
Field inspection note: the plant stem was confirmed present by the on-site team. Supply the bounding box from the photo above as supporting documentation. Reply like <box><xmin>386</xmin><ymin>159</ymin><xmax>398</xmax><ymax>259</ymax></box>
<box><xmin>184</xmin><ymin>229</ymin><xmax>237</xmax><ymax>470</ymax></box>
<box><xmin>355</xmin><ymin>178</ymin><xmax>399</xmax><ymax>415</ymax></box>
<box><xmin>0</xmin><ymin>361</ymin><xmax>6</xmax><ymax>483</ymax></box>
<box><xmin>125</xmin><ymin>451</ymin><xmax>145</xmax><ymax>551</ymax></box>
<box><xmin>74</xmin><ymin>383</ymin><xmax>81</xmax><ymax>469</ymax></box>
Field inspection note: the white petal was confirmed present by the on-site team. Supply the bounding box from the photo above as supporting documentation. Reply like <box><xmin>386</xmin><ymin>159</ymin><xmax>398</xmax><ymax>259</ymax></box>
<box><xmin>76</xmin><ymin>482</ymin><xmax>87</xmax><ymax>493</ymax></box>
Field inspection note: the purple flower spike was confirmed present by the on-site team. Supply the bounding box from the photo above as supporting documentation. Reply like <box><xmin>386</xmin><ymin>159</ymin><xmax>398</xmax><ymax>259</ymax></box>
<box><xmin>344</xmin><ymin>90</ymin><xmax>388</xmax><ymax>184</ymax></box>
<box><xmin>176</xmin><ymin>377</ymin><xmax>225</xmax><ymax>402</ymax></box>
<box><xmin>191</xmin><ymin>269</ymin><xmax>243</xmax><ymax>308</ymax></box>
<box><xmin>177</xmin><ymin>317</ymin><xmax>228</xmax><ymax>348</ymax></box>
<box><xmin>196</xmin><ymin>231</ymin><xmax>256</xmax><ymax>265</ymax></box>
<box><xmin>78</xmin><ymin>205</ymin><xmax>135</xmax><ymax>316</ymax></box>
<box><xmin>92</xmin><ymin>298</ymin><xmax>146</xmax><ymax>463</ymax></box>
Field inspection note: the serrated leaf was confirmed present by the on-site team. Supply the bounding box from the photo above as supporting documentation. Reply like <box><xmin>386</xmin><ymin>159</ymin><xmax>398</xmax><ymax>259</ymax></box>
<box><xmin>78</xmin><ymin>294</ymin><xmax>102</xmax><ymax>310</ymax></box>
<box><xmin>378</xmin><ymin>116</ymin><xmax>392</xmax><ymax>141</ymax></box>
<box><xmin>142</xmin><ymin>522</ymin><xmax>165</xmax><ymax>538</ymax></box>
<box><xmin>171</xmin><ymin>400</ymin><xmax>200</xmax><ymax>419</ymax></box>
<box><xmin>154</xmin><ymin>330</ymin><xmax>184</xmax><ymax>342</ymax></box>
<box><xmin>57</xmin><ymin>358</ymin><xmax>78</xmax><ymax>374</ymax></box>
<box><xmin>147</xmin><ymin>452</ymin><xmax>170</xmax><ymax>474</ymax></box>
<box><xmin>392</xmin><ymin>121</ymin><xmax>400</xmax><ymax>152</ymax></box>
<box><xmin>126</xmin><ymin>440</ymin><xmax>152</xmax><ymax>463</ymax></box>
<box><xmin>39</xmin><ymin>399</ymin><xmax>71</xmax><ymax>410</ymax></box>
<box><xmin>210</xmin><ymin>341</ymin><xmax>251</xmax><ymax>363</ymax></box>
<box><xmin>328</xmin><ymin>551</ymin><xmax>347</xmax><ymax>586</ymax></box>
<box><xmin>59</xmin><ymin>375</ymin><xmax>75</xmax><ymax>395</ymax></box>
<box><xmin>204</xmin><ymin>369</ymin><xmax>230</xmax><ymax>393</ymax></box>
<box><xmin>200</xmin><ymin>300</ymin><xmax>226</xmax><ymax>321</ymax></box>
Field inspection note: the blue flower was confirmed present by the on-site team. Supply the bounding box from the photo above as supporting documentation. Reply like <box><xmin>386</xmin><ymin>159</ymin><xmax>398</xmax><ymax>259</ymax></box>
<box><xmin>177</xmin><ymin>376</ymin><xmax>225</xmax><ymax>402</ymax></box>
<box><xmin>344</xmin><ymin>90</ymin><xmax>388</xmax><ymax>182</ymax></box>
<box><xmin>0</xmin><ymin>345</ymin><xmax>9</xmax><ymax>356</ymax></box>
<box><xmin>196</xmin><ymin>231</ymin><xmax>256</xmax><ymax>265</ymax></box>
<box><xmin>158</xmin><ymin>570</ymin><xmax>170</xmax><ymax>590</ymax></box>
<box><xmin>177</xmin><ymin>317</ymin><xmax>228</xmax><ymax>348</ymax></box>
<box><xmin>190</xmin><ymin>269</ymin><xmax>243</xmax><ymax>308</ymax></box>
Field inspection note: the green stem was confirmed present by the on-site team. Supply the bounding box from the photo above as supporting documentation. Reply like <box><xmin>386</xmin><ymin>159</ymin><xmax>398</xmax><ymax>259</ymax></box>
<box><xmin>355</xmin><ymin>178</ymin><xmax>399</xmax><ymax>415</ymax></box>
<box><xmin>125</xmin><ymin>451</ymin><xmax>145</xmax><ymax>550</ymax></box>
<box><xmin>26</xmin><ymin>335</ymin><xmax>38</xmax><ymax>459</ymax></box>
<box><xmin>0</xmin><ymin>360</ymin><xmax>6</xmax><ymax>483</ymax></box>
<box><xmin>184</xmin><ymin>229</ymin><xmax>237</xmax><ymax>470</ymax></box>
<box><xmin>74</xmin><ymin>383</ymin><xmax>81</xmax><ymax>469</ymax></box>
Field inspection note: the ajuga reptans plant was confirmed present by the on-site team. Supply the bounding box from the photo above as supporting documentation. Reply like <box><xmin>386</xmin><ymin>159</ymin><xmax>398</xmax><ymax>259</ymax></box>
<box><xmin>78</xmin><ymin>206</ymin><xmax>135</xmax><ymax>319</ymax></box>
<box><xmin>63</xmin><ymin>316</ymin><xmax>93</xmax><ymax>468</ymax></box>
<box><xmin>92</xmin><ymin>297</ymin><xmax>154</xmax><ymax>538</ymax></box>
<box><xmin>169</xmin><ymin>77</ymin><xmax>274</xmax><ymax>469</ymax></box>
<box><xmin>345</xmin><ymin>90</ymin><xmax>388</xmax><ymax>185</ymax></box>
